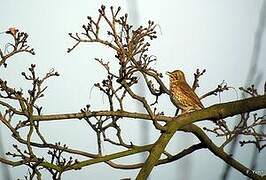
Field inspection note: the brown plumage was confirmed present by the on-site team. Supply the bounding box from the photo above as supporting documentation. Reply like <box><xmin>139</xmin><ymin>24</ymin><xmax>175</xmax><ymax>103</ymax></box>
<box><xmin>167</xmin><ymin>70</ymin><xmax>204</xmax><ymax>113</ymax></box>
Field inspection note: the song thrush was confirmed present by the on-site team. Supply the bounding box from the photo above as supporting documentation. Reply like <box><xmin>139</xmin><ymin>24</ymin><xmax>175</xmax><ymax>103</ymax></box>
<box><xmin>166</xmin><ymin>70</ymin><xmax>204</xmax><ymax>113</ymax></box>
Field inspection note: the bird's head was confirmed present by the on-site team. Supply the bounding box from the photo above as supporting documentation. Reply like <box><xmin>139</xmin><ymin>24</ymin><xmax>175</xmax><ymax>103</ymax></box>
<box><xmin>166</xmin><ymin>70</ymin><xmax>186</xmax><ymax>82</ymax></box>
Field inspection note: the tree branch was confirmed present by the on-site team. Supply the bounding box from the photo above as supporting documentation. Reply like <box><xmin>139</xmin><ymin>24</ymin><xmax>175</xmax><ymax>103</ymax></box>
<box><xmin>182</xmin><ymin>124</ymin><xmax>266</xmax><ymax>180</ymax></box>
<box><xmin>32</xmin><ymin>95</ymin><xmax>266</xmax><ymax>124</ymax></box>
<box><xmin>136</xmin><ymin>95</ymin><xmax>266</xmax><ymax>179</ymax></box>
<box><xmin>105</xmin><ymin>143</ymin><xmax>205</xmax><ymax>169</ymax></box>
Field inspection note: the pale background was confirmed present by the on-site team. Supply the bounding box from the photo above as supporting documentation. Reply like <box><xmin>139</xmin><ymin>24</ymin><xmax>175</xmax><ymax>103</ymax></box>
<box><xmin>0</xmin><ymin>0</ymin><xmax>265</xmax><ymax>179</ymax></box>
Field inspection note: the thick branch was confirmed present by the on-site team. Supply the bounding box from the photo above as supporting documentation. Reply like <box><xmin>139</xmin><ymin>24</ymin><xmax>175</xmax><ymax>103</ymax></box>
<box><xmin>136</xmin><ymin>95</ymin><xmax>266</xmax><ymax>179</ymax></box>
<box><xmin>33</xmin><ymin>95</ymin><xmax>266</xmax><ymax>124</ymax></box>
<box><xmin>64</xmin><ymin>144</ymin><xmax>153</xmax><ymax>171</ymax></box>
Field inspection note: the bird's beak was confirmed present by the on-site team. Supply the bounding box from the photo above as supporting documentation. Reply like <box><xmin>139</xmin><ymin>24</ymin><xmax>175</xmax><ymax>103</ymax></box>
<box><xmin>166</xmin><ymin>71</ymin><xmax>171</xmax><ymax>76</ymax></box>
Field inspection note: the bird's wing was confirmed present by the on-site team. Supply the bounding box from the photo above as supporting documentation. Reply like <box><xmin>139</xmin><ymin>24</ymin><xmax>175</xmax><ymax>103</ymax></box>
<box><xmin>176</xmin><ymin>82</ymin><xmax>204</xmax><ymax>109</ymax></box>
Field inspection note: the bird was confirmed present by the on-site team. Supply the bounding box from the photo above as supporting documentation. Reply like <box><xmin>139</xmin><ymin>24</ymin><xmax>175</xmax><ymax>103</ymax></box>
<box><xmin>166</xmin><ymin>70</ymin><xmax>204</xmax><ymax>114</ymax></box>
